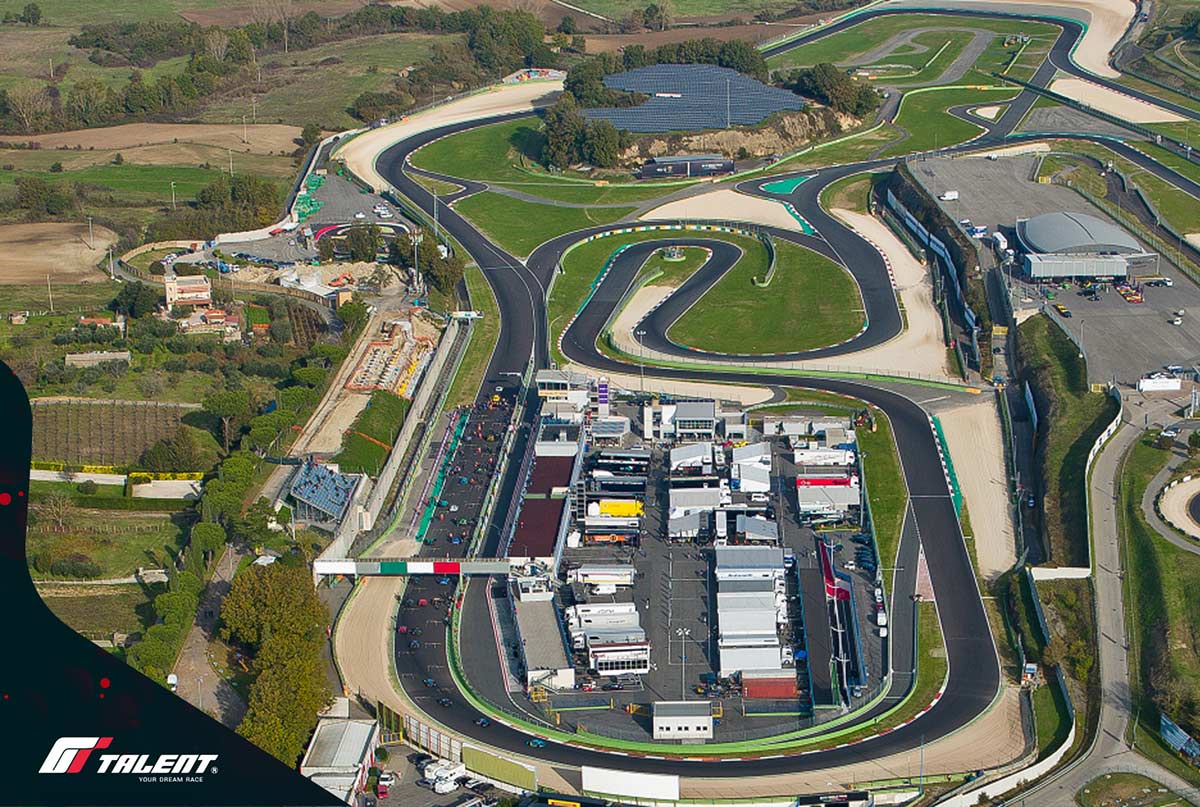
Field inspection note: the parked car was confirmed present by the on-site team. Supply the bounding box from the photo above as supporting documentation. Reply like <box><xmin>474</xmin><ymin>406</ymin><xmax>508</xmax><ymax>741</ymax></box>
<box><xmin>378</xmin><ymin>772</ymin><xmax>395</xmax><ymax>786</ymax></box>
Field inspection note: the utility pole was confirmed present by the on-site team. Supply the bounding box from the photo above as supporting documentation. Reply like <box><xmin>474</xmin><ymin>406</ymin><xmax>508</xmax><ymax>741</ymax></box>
<box><xmin>87</xmin><ymin>216</ymin><xmax>94</xmax><ymax>250</ymax></box>
<box><xmin>47</xmin><ymin>275</ymin><xmax>53</xmax><ymax>312</ymax></box>
<box><xmin>107</xmin><ymin>248</ymin><xmax>115</xmax><ymax>280</ymax></box>
<box><xmin>242</xmin><ymin>114</ymin><xmax>248</xmax><ymax>145</ymax></box>
<box><xmin>170</xmin><ymin>181</ymin><xmax>177</xmax><ymax>212</ymax></box>
<box><xmin>636</xmin><ymin>329</ymin><xmax>646</xmax><ymax>393</ymax></box>
<box><xmin>228</xmin><ymin>149</ymin><xmax>234</xmax><ymax>177</ymax></box>
<box><xmin>251</xmin><ymin>96</ymin><xmax>257</xmax><ymax>124</ymax></box>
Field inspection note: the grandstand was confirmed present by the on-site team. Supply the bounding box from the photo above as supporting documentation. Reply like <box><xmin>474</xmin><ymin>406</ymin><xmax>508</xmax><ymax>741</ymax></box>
<box><xmin>289</xmin><ymin>460</ymin><xmax>361</xmax><ymax>523</ymax></box>
<box><xmin>582</xmin><ymin>64</ymin><xmax>806</xmax><ymax>133</ymax></box>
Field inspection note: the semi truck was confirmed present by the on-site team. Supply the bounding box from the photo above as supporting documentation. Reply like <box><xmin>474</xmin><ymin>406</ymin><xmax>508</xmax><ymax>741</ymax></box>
<box><xmin>992</xmin><ymin>231</ymin><xmax>1009</xmax><ymax>252</ymax></box>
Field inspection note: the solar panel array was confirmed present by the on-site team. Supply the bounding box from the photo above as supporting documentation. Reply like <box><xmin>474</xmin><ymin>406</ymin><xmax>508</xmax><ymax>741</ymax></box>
<box><xmin>290</xmin><ymin>461</ymin><xmax>357</xmax><ymax>520</ymax></box>
<box><xmin>582</xmin><ymin>64</ymin><xmax>806</xmax><ymax>133</ymax></box>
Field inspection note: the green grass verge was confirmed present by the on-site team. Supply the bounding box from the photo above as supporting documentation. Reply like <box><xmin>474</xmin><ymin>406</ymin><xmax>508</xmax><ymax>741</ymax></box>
<box><xmin>452</xmin><ymin>192</ymin><xmax>635</xmax><ymax>258</ymax></box>
<box><xmin>882</xmin><ymin>87</ymin><xmax>1019</xmax><ymax>157</ymax></box>
<box><xmin>859</xmin><ymin>410</ymin><xmax>905</xmax><ymax>579</ymax></box>
<box><xmin>667</xmin><ymin>238</ymin><xmax>864</xmax><ymax>354</ymax></box>
<box><xmin>445</xmin><ymin>265</ymin><xmax>501</xmax><ymax>409</ymax></box>
<box><xmin>819</xmin><ymin>170</ymin><xmax>886</xmax><ymax>214</ymax></box>
<box><xmin>1077</xmin><ymin>772</ymin><xmax>1198</xmax><ymax>807</ymax></box>
<box><xmin>1030</xmin><ymin>679</ymin><xmax>1071</xmax><ymax>760</ymax></box>
<box><xmin>0</xmin><ymin>163</ymin><xmax>237</xmax><ymax>203</ymax></box>
<box><xmin>1017</xmin><ymin>313</ymin><xmax>1119</xmax><ymax>566</ymax></box>
<box><xmin>1118</xmin><ymin>436</ymin><xmax>1200</xmax><ymax>788</ymax></box>
<box><xmin>333</xmin><ymin>390</ymin><xmax>410</xmax><ymax>476</ymax></box>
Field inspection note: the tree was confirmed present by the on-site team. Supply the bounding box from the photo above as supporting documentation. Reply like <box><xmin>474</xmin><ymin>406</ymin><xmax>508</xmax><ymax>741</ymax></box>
<box><xmin>20</xmin><ymin>2</ymin><xmax>41</xmax><ymax>25</ymax></box>
<box><xmin>7</xmin><ymin>83</ymin><xmax>52</xmax><ymax>132</ymax></box>
<box><xmin>1188</xmin><ymin>430</ymin><xmax>1200</xmax><ymax>457</ymax></box>
<box><xmin>203</xmin><ymin>27</ymin><xmax>230</xmax><ymax>62</ymax></box>
<box><xmin>203</xmin><ymin>389</ymin><xmax>251</xmax><ymax>452</ymax></box>
<box><xmin>300</xmin><ymin>122</ymin><xmax>321</xmax><ymax>146</ymax></box>
<box><xmin>221</xmin><ymin>562</ymin><xmax>329</xmax><ymax>648</ymax></box>
<box><xmin>65</xmin><ymin>77</ymin><xmax>114</xmax><ymax>127</ymax></box>
<box><xmin>344</xmin><ymin>224</ymin><xmax>382</xmax><ymax>263</ymax></box>
<box><xmin>541</xmin><ymin>92</ymin><xmax>585</xmax><ymax>168</ymax></box>
<box><xmin>582</xmin><ymin>119</ymin><xmax>621</xmax><ymax>167</ymax></box>
<box><xmin>336</xmin><ymin>299</ymin><xmax>369</xmax><ymax>335</ymax></box>
<box><xmin>111</xmin><ymin>281</ymin><xmax>160</xmax><ymax>318</ymax></box>
<box><xmin>39</xmin><ymin>492</ymin><xmax>73</xmax><ymax>531</ymax></box>
<box><xmin>557</xmin><ymin>14</ymin><xmax>576</xmax><ymax>34</ymax></box>
<box><xmin>317</xmin><ymin>236</ymin><xmax>335</xmax><ymax>262</ymax></box>
<box><xmin>140</xmin><ymin>426</ymin><xmax>202</xmax><ymax>473</ymax></box>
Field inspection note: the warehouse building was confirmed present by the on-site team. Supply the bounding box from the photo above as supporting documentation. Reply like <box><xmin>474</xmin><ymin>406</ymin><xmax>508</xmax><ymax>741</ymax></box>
<box><xmin>164</xmin><ymin>274</ymin><xmax>212</xmax><ymax>310</ymax></box>
<box><xmin>652</xmin><ymin>701</ymin><xmax>714</xmax><ymax>740</ymax></box>
<box><xmin>1016</xmin><ymin>211</ymin><xmax>1155</xmax><ymax>279</ymax></box>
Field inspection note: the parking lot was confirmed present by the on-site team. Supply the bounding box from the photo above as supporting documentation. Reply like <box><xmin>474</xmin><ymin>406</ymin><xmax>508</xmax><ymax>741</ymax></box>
<box><xmin>910</xmin><ymin>153</ymin><xmax>1200</xmax><ymax>383</ymax></box>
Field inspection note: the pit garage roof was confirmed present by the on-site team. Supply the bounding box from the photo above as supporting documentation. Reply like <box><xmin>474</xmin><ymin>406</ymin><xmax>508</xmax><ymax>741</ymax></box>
<box><xmin>1017</xmin><ymin>211</ymin><xmax>1141</xmax><ymax>255</ymax></box>
<box><xmin>514</xmin><ymin>597</ymin><xmax>573</xmax><ymax>673</ymax></box>
<box><xmin>715</xmin><ymin>545</ymin><xmax>784</xmax><ymax>570</ymax></box>
<box><xmin>653</xmin><ymin>701</ymin><xmax>712</xmax><ymax>718</ymax></box>
<box><xmin>719</xmin><ymin>644</ymin><xmax>783</xmax><ymax>676</ymax></box>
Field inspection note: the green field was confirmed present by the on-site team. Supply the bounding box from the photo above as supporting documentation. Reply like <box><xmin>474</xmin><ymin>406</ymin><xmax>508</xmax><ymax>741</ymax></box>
<box><xmin>1119</xmin><ymin>437</ymin><xmax>1200</xmax><ymax>787</ymax></box>
<box><xmin>333</xmin><ymin>390</ymin><xmax>410</xmax><ymax>476</ymax></box>
<box><xmin>558</xmin><ymin>0</ymin><xmax>805</xmax><ymax>20</ymax></box>
<box><xmin>767</xmin><ymin>13</ymin><xmax>1061</xmax><ymax>74</ymax></box>
<box><xmin>882</xmin><ymin>87</ymin><xmax>1018</xmax><ymax>157</ymax></box>
<box><xmin>0</xmin><ymin>163</ymin><xmax>230</xmax><ymax>202</ymax></box>
<box><xmin>445</xmin><ymin>265</ymin><xmax>501</xmax><ymax>409</ymax></box>
<box><xmin>40</xmin><ymin>582</ymin><xmax>164</xmax><ymax>637</ymax></box>
<box><xmin>199</xmin><ymin>33</ymin><xmax>446</xmax><ymax>130</ymax></box>
<box><xmin>26</xmin><ymin>507</ymin><xmax>189</xmax><ymax>579</ymax></box>
<box><xmin>409</xmin><ymin>117</ymin><xmax>685</xmax><ymax>204</ymax></box>
<box><xmin>667</xmin><ymin>238</ymin><xmax>863</xmax><ymax>354</ymax></box>
<box><xmin>1018</xmin><ymin>313</ymin><xmax>1120</xmax><ymax>567</ymax></box>
<box><xmin>452</xmin><ymin>192</ymin><xmax>635</xmax><ymax>258</ymax></box>
<box><xmin>1133</xmin><ymin>142</ymin><xmax>1200</xmax><ymax>186</ymax></box>
<box><xmin>1031</xmin><ymin>679</ymin><xmax>1072</xmax><ymax>757</ymax></box>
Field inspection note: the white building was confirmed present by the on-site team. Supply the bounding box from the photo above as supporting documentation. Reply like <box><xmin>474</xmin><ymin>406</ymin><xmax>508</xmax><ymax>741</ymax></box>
<box><xmin>731</xmin><ymin>442</ymin><xmax>770</xmax><ymax>468</ymax></box>
<box><xmin>733</xmin><ymin>463</ymin><xmax>771</xmax><ymax>493</ymax></box>
<box><xmin>164</xmin><ymin>274</ymin><xmax>212</xmax><ymax>310</ymax></box>
<box><xmin>669</xmin><ymin>487</ymin><xmax>724</xmax><ymax>517</ymax></box>
<box><xmin>669</xmin><ymin>442</ymin><xmax>713</xmax><ymax>473</ymax></box>
<box><xmin>793</xmin><ymin>447</ymin><xmax>855</xmax><ymax>466</ymax></box>
<box><xmin>589</xmin><ymin>641</ymin><xmax>652</xmax><ymax>676</ymax></box>
<box><xmin>794</xmin><ymin>484</ymin><xmax>861</xmax><ymax>516</ymax></box>
<box><xmin>735</xmin><ymin>514</ymin><xmax>779</xmax><ymax>543</ymax></box>
<box><xmin>652</xmin><ymin>701</ymin><xmax>713</xmax><ymax>740</ymax></box>
<box><xmin>714</xmin><ymin>546</ymin><xmax>785</xmax><ymax>580</ymax></box>
<box><xmin>299</xmin><ymin>710</ymin><xmax>379</xmax><ymax>805</ymax></box>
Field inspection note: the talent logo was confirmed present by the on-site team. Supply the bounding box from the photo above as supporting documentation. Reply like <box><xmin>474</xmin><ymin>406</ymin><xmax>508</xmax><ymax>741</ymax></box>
<box><xmin>40</xmin><ymin>737</ymin><xmax>113</xmax><ymax>774</ymax></box>
<box><xmin>40</xmin><ymin>737</ymin><xmax>219</xmax><ymax>780</ymax></box>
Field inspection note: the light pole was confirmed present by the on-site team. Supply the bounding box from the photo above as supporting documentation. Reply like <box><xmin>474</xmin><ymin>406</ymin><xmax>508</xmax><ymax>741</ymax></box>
<box><xmin>251</xmin><ymin>96</ymin><xmax>257</xmax><ymax>124</ymax></box>
<box><xmin>242</xmin><ymin>114</ymin><xmax>248</xmax><ymax>145</ymax></box>
<box><xmin>86</xmin><ymin>216</ymin><xmax>94</xmax><ymax>250</ymax></box>
<box><xmin>636</xmin><ymin>329</ymin><xmax>647</xmax><ymax>393</ymax></box>
<box><xmin>675</xmin><ymin>627</ymin><xmax>691</xmax><ymax>698</ymax></box>
<box><xmin>170</xmin><ymin>181</ymin><xmax>177</xmax><ymax>212</ymax></box>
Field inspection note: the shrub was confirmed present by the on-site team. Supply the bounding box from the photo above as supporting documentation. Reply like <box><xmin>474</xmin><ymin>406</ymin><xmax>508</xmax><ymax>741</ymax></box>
<box><xmin>49</xmin><ymin>553</ymin><xmax>102</xmax><ymax>579</ymax></box>
<box><xmin>76</xmin><ymin>479</ymin><xmax>98</xmax><ymax>495</ymax></box>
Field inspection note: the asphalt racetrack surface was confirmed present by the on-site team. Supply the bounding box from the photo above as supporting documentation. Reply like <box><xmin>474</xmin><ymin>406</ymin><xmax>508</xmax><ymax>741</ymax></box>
<box><xmin>367</xmin><ymin>8</ymin><xmax>1200</xmax><ymax>772</ymax></box>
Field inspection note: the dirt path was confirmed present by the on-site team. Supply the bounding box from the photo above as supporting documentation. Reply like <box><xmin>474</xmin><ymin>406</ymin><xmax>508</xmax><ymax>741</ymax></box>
<box><xmin>0</xmin><ymin>123</ymin><xmax>306</xmax><ymax>155</ymax></box>
<box><xmin>172</xmin><ymin>544</ymin><xmax>250</xmax><ymax>728</ymax></box>
<box><xmin>938</xmin><ymin>399</ymin><xmax>1017</xmax><ymax>581</ymax></box>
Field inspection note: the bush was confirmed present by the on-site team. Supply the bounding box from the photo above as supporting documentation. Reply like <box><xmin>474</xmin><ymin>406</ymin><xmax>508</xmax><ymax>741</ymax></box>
<box><xmin>49</xmin><ymin>553</ymin><xmax>102</xmax><ymax>579</ymax></box>
<box><xmin>76</xmin><ymin>479</ymin><xmax>98</xmax><ymax>495</ymax></box>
